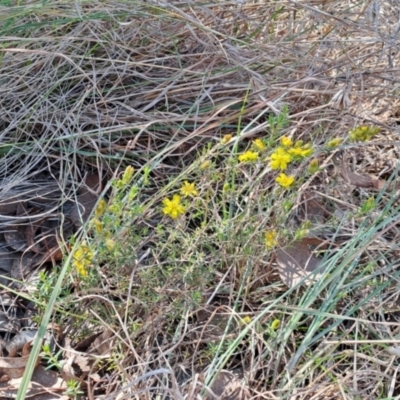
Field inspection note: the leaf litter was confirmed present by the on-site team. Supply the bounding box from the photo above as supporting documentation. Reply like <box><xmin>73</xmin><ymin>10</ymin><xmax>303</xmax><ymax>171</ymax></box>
<box><xmin>1</xmin><ymin>0</ymin><xmax>400</xmax><ymax>398</ymax></box>
<box><xmin>0</xmin><ymin>173</ymin><xmax>102</xmax><ymax>397</ymax></box>
<box><xmin>276</xmin><ymin>239</ymin><xmax>326</xmax><ymax>288</ymax></box>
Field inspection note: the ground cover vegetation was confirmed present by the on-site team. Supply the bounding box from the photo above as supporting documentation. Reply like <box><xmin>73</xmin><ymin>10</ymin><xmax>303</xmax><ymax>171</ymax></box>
<box><xmin>1</xmin><ymin>0</ymin><xmax>400</xmax><ymax>399</ymax></box>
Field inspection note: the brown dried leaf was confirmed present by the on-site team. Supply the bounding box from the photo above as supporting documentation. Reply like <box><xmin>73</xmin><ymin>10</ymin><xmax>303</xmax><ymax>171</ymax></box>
<box><xmin>88</xmin><ymin>329</ymin><xmax>115</xmax><ymax>357</ymax></box>
<box><xmin>0</xmin><ymin>247</ymin><xmax>19</xmax><ymax>274</ymax></box>
<box><xmin>61</xmin><ymin>329</ymin><xmax>113</xmax><ymax>385</ymax></box>
<box><xmin>6</xmin><ymin>330</ymin><xmax>37</xmax><ymax>358</ymax></box>
<box><xmin>340</xmin><ymin>159</ymin><xmax>386</xmax><ymax>190</ymax></box>
<box><xmin>25</xmin><ymin>220</ymin><xmax>48</xmax><ymax>254</ymax></box>
<box><xmin>206</xmin><ymin>371</ymin><xmax>250</xmax><ymax>400</ymax></box>
<box><xmin>0</xmin><ymin>354</ymin><xmax>39</xmax><ymax>380</ymax></box>
<box><xmin>73</xmin><ymin>332</ymin><xmax>102</xmax><ymax>353</ymax></box>
<box><xmin>300</xmin><ymin>192</ymin><xmax>325</xmax><ymax>225</ymax></box>
<box><xmin>15</xmin><ymin>202</ymin><xmax>31</xmax><ymax>217</ymax></box>
<box><xmin>70</xmin><ymin>174</ymin><xmax>101</xmax><ymax>226</ymax></box>
<box><xmin>0</xmin><ymin>200</ymin><xmax>21</xmax><ymax>216</ymax></box>
<box><xmin>62</xmin><ymin>337</ymin><xmax>92</xmax><ymax>383</ymax></box>
<box><xmin>4</xmin><ymin>225</ymin><xmax>26</xmax><ymax>252</ymax></box>
<box><xmin>38</xmin><ymin>219</ymin><xmax>62</xmax><ymax>251</ymax></box>
<box><xmin>11</xmin><ymin>252</ymin><xmax>43</xmax><ymax>280</ymax></box>
<box><xmin>196</xmin><ymin>307</ymin><xmax>237</xmax><ymax>336</ymax></box>
<box><xmin>61</xmin><ymin>354</ymin><xmax>92</xmax><ymax>383</ymax></box>
<box><xmin>276</xmin><ymin>239</ymin><xmax>326</xmax><ymax>288</ymax></box>
<box><xmin>0</xmin><ymin>365</ymin><xmax>66</xmax><ymax>398</ymax></box>
<box><xmin>40</xmin><ymin>246</ymin><xmax>64</xmax><ymax>263</ymax></box>
<box><xmin>0</xmin><ymin>312</ymin><xmax>20</xmax><ymax>335</ymax></box>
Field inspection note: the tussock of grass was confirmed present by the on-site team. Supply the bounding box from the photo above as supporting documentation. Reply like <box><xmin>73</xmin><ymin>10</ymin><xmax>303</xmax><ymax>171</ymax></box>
<box><xmin>1</xmin><ymin>0</ymin><xmax>400</xmax><ymax>399</ymax></box>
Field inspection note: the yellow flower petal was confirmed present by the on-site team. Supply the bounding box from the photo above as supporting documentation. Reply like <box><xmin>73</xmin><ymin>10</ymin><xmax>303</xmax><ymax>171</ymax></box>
<box><xmin>270</xmin><ymin>148</ymin><xmax>291</xmax><ymax>170</ymax></box>
<box><xmin>240</xmin><ymin>316</ymin><xmax>252</xmax><ymax>325</ymax></box>
<box><xmin>72</xmin><ymin>243</ymin><xmax>93</xmax><ymax>277</ymax></box>
<box><xmin>253</xmin><ymin>139</ymin><xmax>266</xmax><ymax>152</ymax></box>
<box><xmin>271</xmin><ymin>319</ymin><xmax>281</xmax><ymax>330</ymax></box>
<box><xmin>288</xmin><ymin>146</ymin><xmax>313</xmax><ymax>158</ymax></box>
<box><xmin>200</xmin><ymin>160</ymin><xmax>211</xmax><ymax>170</ymax></box>
<box><xmin>180</xmin><ymin>181</ymin><xmax>198</xmax><ymax>197</ymax></box>
<box><xmin>106</xmin><ymin>238</ymin><xmax>116</xmax><ymax>251</ymax></box>
<box><xmin>221</xmin><ymin>134</ymin><xmax>233</xmax><ymax>144</ymax></box>
<box><xmin>265</xmin><ymin>230</ymin><xmax>278</xmax><ymax>249</ymax></box>
<box><xmin>95</xmin><ymin>199</ymin><xmax>107</xmax><ymax>217</ymax></box>
<box><xmin>238</xmin><ymin>150</ymin><xmax>259</xmax><ymax>162</ymax></box>
<box><xmin>275</xmin><ymin>173</ymin><xmax>295</xmax><ymax>188</ymax></box>
<box><xmin>162</xmin><ymin>195</ymin><xmax>185</xmax><ymax>219</ymax></box>
<box><xmin>91</xmin><ymin>218</ymin><xmax>103</xmax><ymax>234</ymax></box>
<box><xmin>280</xmin><ymin>136</ymin><xmax>293</xmax><ymax>147</ymax></box>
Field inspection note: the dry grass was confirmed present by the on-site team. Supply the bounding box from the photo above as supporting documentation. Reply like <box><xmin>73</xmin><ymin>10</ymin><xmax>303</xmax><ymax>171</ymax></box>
<box><xmin>2</xmin><ymin>0</ymin><xmax>400</xmax><ymax>399</ymax></box>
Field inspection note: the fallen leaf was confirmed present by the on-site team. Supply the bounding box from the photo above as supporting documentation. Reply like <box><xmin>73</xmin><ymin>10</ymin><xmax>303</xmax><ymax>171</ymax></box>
<box><xmin>60</xmin><ymin>329</ymin><xmax>114</xmax><ymax>386</ymax></box>
<box><xmin>276</xmin><ymin>239</ymin><xmax>326</xmax><ymax>288</ymax></box>
<box><xmin>73</xmin><ymin>332</ymin><xmax>102</xmax><ymax>353</ymax></box>
<box><xmin>206</xmin><ymin>370</ymin><xmax>250</xmax><ymax>400</ymax></box>
<box><xmin>11</xmin><ymin>252</ymin><xmax>43</xmax><ymax>280</ymax></box>
<box><xmin>38</xmin><ymin>219</ymin><xmax>63</xmax><ymax>251</ymax></box>
<box><xmin>15</xmin><ymin>202</ymin><xmax>31</xmax><ymax>217</ymax></box>
<box><xmin>299</xmin><ymin>192</ymin><xmax>325</xmax><ymax>225</ymax></box>
<box><xmin>70</xmin><ymin>174</ymin><xmax>101</xmax><ymax>226</ymax></box>
<box><xmin>0</xmin><ymin>365</ymin><xmax>67</xmax><ymax>398</ymax></box>
<box><xmin>61</xmin><ymin>337</ymin><xmax>92</xmax><ymax>384</ymax></box>
<box><xmin>4</xmin><ymin>225</ymin><xmax>26</xmax><ymax>252</ymax></box>
<box><xmin>340</xmin><ymin>157</ymin><xmax>388</xmax><ymax>190</ymax></box>
<box><xmin>0</xmin><ymin>199</ymin><xmax>21</xmax><ymax>215</ymax></box>
<box><xmin>0</xmin><ymin>354</ymin><xmax>39</xmax><ymax>380</ymax></box>
<box><xmin>61</xmin><ymin>355</ymin><xmax>91</xmax><ymax>384</ymax></box>
<box><xmin>25</xmin><ymin>221</ymin><xmax>44</xmax><ymax>254</ymax></box>
<box><xmin>0</xmin><ymin>247</ymin><xmax>19</xmax><ymax>273</ymax></box>
<box><xmin>0</xmin><ymin>312</ymin><xmax>20</xmax><ymax>335</ymax></box>
<box><xmin>88</xmin><ymin>329</ymin><xmax>115</xmax><ymax>357</ymax></box>
<box><xmin>40</xmin><ymin>246</ymin><xmax>64</xmax><ymax>263</ymax></box>
<box><xmin>6</xmin><ymin>330</ymin><xmax>37</xmax><ymax>358</ymax></box>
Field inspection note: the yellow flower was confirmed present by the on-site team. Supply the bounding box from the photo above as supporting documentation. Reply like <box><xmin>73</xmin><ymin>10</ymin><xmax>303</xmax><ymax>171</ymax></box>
<box><xmin>91</xmin><ymin>218</ymin><xmax>103</xmax><ymax>234</ymax></box>
<box><xmin>288</xmin><ymin>145</ymin><xmax>313</xmax><ymax>158</ymax></box>
<box><xmin>221</xmin><ymin>134</ymin><xmax>233</xmax><ymax>144</ymax></box>
<box><xmin>122</xmin><ymin>165</ymin><xmax>134</xmax><ymax>184</ymax></box>
<box><xmin>302</xmin><ymin>145</ymin><xmax>314</xmax><ymax>157</ymax></box>
<box><xmin>276</xmin><ymin>173</ymin><xmax>295</xmax><ymax>188</ymax></box>
<box><xmin>270</xmin><ymin>148</ymin><xmax>291</xmax><ymax>170</ymax></box>
<box><xmin>95</xmin><ymin>199</ymin><xmax>107</xmax><ymax>218</ymax></box>
<box><xmin>180</xmin><ymin>181</ymin><xmax>198</xmax><ymax>197</ymax></box>
<box><xmin>280</xmin><ymin>136</ymin><xmax>293</xmax><ymax>147</ymax></box>
<box><xmin>326</xmin><ymin>138</ymin><xmax>341</xmax><ymax>148</ymax></box>
<box><xmin>265</xmin><ymin>230</ymin><xmax>278</xmax><ymax>249</ymax></box>
<box><xmin>271</xmin><ymin>319</ymin><xmax>281</xmax><ymax>330</ymax></box>
<box><xmin>288</xmin><ymin>147</ymin><xmax>302</xmax><ymax>157</ymax></box>
<box><xmin>200</xmin><ymin>160</ymin><xmax>211</xmax><ymax>170</ymax></box>
<box><xmin>72</xmin><ymin>243</ymin><xmax>93</xmax><ymax>277</ymax></box>
<box><xmin>240</xmin><ymin>316</ymin><xmax>252</xmax><ymax>325</ymax></box>
<box><xmin>105</xmin><ymin>238</ymin><xmax>116</xmax><ymax>251</ymax></box>
<box><xmin>162</xmin><ymin>194</ymin><xmax>185</xmax><ymax>219</ymax></box>
<box><xmin>75</xmin><ymin>263</ymin><xmax>87</xmax><ymax>277</ymax></box>
<box><xmin>238</xmin><ymin>150</ymin><xmax>259</xmax><ymax>162</ymax></box>
<box><xmin>253</xmin><ymin>139</ymin><xmax>266</xmax><ymax>152</ymax></box>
